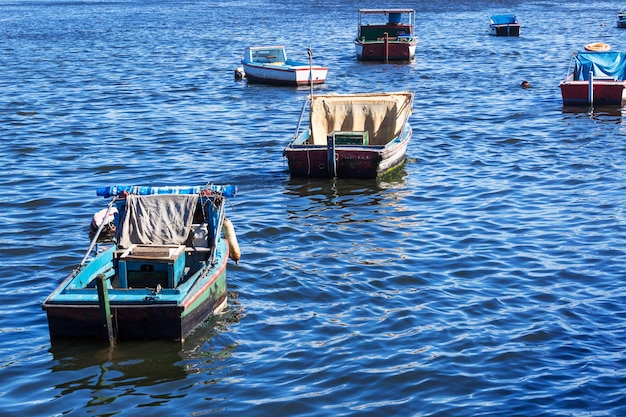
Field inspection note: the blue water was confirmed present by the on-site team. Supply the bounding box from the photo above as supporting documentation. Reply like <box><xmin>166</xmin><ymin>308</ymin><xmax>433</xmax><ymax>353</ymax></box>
<box><xmin>1</xmin><ymin>0</ymin><xmax>625</xmax><ymax>416</ymax></box>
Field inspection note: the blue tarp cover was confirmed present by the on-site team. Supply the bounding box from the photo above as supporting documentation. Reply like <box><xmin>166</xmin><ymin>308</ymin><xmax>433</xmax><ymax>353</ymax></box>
<box><xmin>97</xmin><ymin>184</ymin><xmax>236</xmax><ymax>198</ymax></box>
<box><xmin>490</xmin><ymin>14</ymin><xmax>517</xmax><ymax>24</ymax></box>
<box><xmin>574</xmin><ymin>51</ymin><xmax>626</xmax><ymax>81</ymax></box>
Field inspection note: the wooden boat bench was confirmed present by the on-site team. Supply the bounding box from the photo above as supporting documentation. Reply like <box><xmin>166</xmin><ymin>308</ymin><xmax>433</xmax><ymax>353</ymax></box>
<box><xmin>109</xmin><ymin>221</ymin><xmax>215</xmax><ymax>289</ymax></box>
<box><xmin>118</xmin><ymin>244</ymin><xmax>186</xmax><ymax>289</ymax></box>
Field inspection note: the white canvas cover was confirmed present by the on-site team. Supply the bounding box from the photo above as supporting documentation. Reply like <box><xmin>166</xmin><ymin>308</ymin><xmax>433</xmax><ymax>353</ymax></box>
<box><xmin>118</xmin><ymin>194</ymin><xmax>198</xmax><ymax>248</ymax></box>
<box><xmin>309</xmin><ymin>92</ymin><xmax>413</xmax><ymax>145</ymax></box>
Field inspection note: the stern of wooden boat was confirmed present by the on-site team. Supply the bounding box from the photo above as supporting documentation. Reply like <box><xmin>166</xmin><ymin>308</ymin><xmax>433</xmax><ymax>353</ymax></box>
<box><xmin>285</xmin><ymin>92</ymin><xmax>414</xmax><ymax>178</ymax></box>
<box><xmin>355</xmin><ymin>8</ymin><xmax>418</xmax><ymax>61</ymax></box>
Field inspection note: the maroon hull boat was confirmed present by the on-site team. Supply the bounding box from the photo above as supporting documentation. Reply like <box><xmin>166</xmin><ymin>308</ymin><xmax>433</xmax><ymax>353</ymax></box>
<box><xmin>284</xmin><ymin>92</ymin><xmax>414</xmax><ymax>179</ymax></box>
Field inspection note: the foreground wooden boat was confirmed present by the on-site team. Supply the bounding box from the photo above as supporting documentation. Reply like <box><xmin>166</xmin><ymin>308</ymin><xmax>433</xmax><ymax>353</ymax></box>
<box><xmin>240</xmin><ymin>46</ymin><xmax>328</xmax><ymax>86</ymax></box>
<box><xmin>618</xmin><ymin>7</ymin><xmax>626</xmax><ymax>28</ymax></box>
<box><xmin>559</xmin><ymin>45</ymin><xmax>626</xmax><ymax>106</ymax></box>
<box><xmin>354</xmin><ymin>9</ymin><xmax>418</xmax><ymax>61</ymax></box>
<box><xmin>42</xmin><ymin>184</ymin><xmax>238</xmax><ymax>342</ymax></box>
<box><xmin>488</xmin><ymin>14</ymin><xmax>520</xmax><ymax>36</ymax></box>
<box><xmin>284</xmin><ymin>92</ymin><xmax>414</xmax><ymax>179</ymax></box>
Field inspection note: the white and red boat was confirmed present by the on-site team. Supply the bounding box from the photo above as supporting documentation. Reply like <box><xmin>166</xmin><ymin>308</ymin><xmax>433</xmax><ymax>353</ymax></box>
<box><xmin>559</xmin><ymin>44</ymin><xmax>626</xmax><ymax>106</ymax></box>
<box><xmin>240</xmin><ymin>46</ymin><xmax>327</xmax><ymax>86</ymax></box>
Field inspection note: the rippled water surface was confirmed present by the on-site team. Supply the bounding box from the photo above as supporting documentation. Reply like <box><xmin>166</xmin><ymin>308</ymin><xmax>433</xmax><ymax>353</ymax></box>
<box><xmin>1</xmin><ymin>0</ymin><xmax>625</xmax><ymax>416</ymax></box>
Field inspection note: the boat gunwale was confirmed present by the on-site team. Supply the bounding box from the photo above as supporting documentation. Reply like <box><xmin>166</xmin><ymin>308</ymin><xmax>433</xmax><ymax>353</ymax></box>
<box><xmin>42</xmin><ymin>241</ymin><xmax>228</xmax><ymax>306</ymax></box>
<box><xmin>358</xmin><ymin>8</ymin><xmax>415</xmax><ymax>14</ymax></box>
<box><xmin>241</xmin><ymin>62</ymin><xmax>328</xmax><ymax>72</ymax></box>
<box><xmin>287</xmin><ymin>124</ymin><xmax>411</xmax><ymax>152</ymax></box>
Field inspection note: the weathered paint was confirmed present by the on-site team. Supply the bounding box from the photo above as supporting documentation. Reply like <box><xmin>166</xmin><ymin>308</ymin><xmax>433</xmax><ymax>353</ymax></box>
<box><xmin>43</xmin><ymin>229</ymin><xmax>231</xmax><ymax>341</ymax></box>
<box><xmin>560</xmin><ymin>78</ymin><xmax>626</xmax><ymax>105</ymax></box>
<box><xmin>285</xmin><ymin>124</ymin><xmax>412</xmax><ymax>179</ymax></box>
<box><xmin>354</xmin><ymin>40</ymin><xmax>417</xmax><ymax>61</ymax></box>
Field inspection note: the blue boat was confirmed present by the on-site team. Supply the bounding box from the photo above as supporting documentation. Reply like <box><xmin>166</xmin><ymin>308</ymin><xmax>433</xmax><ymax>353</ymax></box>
<box><xmin>489</xmin><ymin>14</ymin><xmax>520</xmax><ymax>36</ymax></box>
<box><xmin>42</xmin><ymin>183</ymin><xmax>239</xmax><ymax>342</ymax></box>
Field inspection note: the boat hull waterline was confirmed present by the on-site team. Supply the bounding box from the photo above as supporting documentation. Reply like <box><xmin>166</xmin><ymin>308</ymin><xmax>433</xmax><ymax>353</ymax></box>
<box><xmin>285</xmin><ymin>124</ymin><xmax>412</xmax><ymax>179</ymax></box>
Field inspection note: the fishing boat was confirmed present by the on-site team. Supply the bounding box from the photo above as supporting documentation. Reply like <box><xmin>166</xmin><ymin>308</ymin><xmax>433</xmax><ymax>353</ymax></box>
<box><xmin>559</xmin><ymin>44</ymin><xmax>626</xmax><ymax>106</ymax></box>
<box><xmin>284</xmin><ymin>92</ymin><xmax>414</xmax><ymax>179</ymax></box>
<box><xmin>354</xmin><ymin>9</ymin><xmax>418</xmax><ymax>61</ymax></box>
<box><xmin>488</xmin><ymin>14</ymin><xmax>520</xmax><ymax>36</ymax></box>
<box><xmin>618</xmin><ymin>7</ymin><xmax>626</xmax><ymax>28</ymax></box>
<box><xmin>240</xmin><ymin>46</ymin><xmax>328</xmax><ymax>86</ymax></box>
<box><xmin>42</xmin><ymin>183</ymin><xmax>240</xmax><ymax>343</ymax></box>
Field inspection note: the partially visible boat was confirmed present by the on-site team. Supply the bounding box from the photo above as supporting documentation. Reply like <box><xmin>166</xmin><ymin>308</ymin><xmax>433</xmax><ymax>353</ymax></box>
<box><xmin>488</xmin><ymin>14</ymin><xmax>520</xmax><ymax>36</ymax></box>
<box><xmin>354</xmin><ymin>9</ymin><xmax>418</xmax><ymax>61</ymax></box>
<box><xmin>284</xmin><ymin>92</ymin><xmax>414</xmax><ymax>179</ymax></box>
<box><xmin>559</xmin><ymin>44</ymin><xmax>626</xmax><ymax>106</ymax></box>
<box><xmin>42</xmin><ymin>183</ymin><xmax>239</xmax><ymax>343</ymax></box>
<box><xmin>240</xmin><ymin>46</ymin><xmax>328</xmax><ymax>86</ymax></box>
<box><xmin>618</xmin><ymin>7</ymin><xmax>626</xmax><ymax>28</ymax></box>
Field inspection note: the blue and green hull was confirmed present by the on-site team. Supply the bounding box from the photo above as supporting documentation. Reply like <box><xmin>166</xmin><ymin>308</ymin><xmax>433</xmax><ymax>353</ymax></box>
<box><xmin>43</xmin><ymin>241</ymin><xmax>229</xmax><ymax>342</ymax></box>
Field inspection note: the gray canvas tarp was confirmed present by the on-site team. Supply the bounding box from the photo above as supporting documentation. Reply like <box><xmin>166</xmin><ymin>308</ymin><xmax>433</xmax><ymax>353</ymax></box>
<box><xmin>118</xmin><ymin>194</ymin><xmax>198</xmax><ymax>248</ymax></box>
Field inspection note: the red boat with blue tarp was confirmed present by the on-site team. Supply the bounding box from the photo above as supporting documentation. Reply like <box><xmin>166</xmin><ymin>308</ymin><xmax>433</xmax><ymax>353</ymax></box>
<box><xmin>560</xmin><ymin>44</ymin><xmax>626</xmax><ymax>106</ymax></box>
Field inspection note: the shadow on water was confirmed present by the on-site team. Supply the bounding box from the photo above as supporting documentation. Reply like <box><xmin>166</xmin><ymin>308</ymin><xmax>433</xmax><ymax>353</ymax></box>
<box><xmin>47</xmin><ymin>297</ymin><xmax>244</xmax><ymax>391</ymax></box>
<box><xmin>562</xmin><ymin>104</ymin><xmax>626</xmax><ymax>121</ymax></box>
<box><xmin>49</xmin><ymin>340</ymin><xmax>188</xmax><ymax>391</ymax></box>
<box><xmin>284</xmin><ymin>164</ymin><xmax>408</xmax><ymax>196</ymax></box>
<box><xmin>180</xmin><ymin>297</ymin><xmax>244</xmax><ymax>364</ymax></box>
